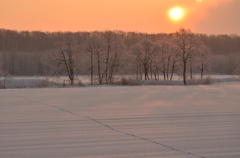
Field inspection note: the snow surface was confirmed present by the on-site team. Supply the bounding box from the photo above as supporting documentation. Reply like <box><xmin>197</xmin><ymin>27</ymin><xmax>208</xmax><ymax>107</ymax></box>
<box><xmin>1</xmin><ymin>84</ymin><xmax>240</xmax><ymax>158</ymax></box>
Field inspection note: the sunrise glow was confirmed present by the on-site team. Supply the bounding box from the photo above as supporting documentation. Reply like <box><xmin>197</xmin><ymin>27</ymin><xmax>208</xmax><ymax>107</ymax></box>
<box><xmin>169</xmin><ymin>7</ymin><xmax>184</xmax><ymax>21</ymax></box>
<box><xmin>0</xmin><ymin>0</ymin><xmax>239</xmax><ymax>34</ymax></box>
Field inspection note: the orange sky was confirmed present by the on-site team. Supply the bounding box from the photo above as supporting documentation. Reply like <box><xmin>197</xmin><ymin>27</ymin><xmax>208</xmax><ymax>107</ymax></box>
<box><xmin>1</xmin><ymin>0</ymin><xmax>240</xmax><ymax>34</ymax></box>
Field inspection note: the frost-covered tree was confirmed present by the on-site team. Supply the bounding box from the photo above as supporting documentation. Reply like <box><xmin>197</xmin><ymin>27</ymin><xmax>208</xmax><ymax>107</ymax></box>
<box><xmin>82</xmin><ymin>34</ymin><xmax>105</xmax><ymax>85</ymax></box>
<box><xmin>198</xmin><ymin>44</ymin><xmax>212</xmax><ymax>79</ymax></box>
<box><xmin>156</xmin><ymin>39</ymin><xmax>180</xmax><ymax>80</ymax></box>
<box><xmin>0</xmin><ymin>55</ymin><xmax>10</xmax><ymax>88</ymax></box>
<box><xmin>101</xmin><ymin>31</ymin><xmax>127</xmax><ymax>84</ymax></box>
<box><xmin>83</xmin><ymin>35</ymin><xmax>99</xmax><ymax>85</ymax></box>
<box><xmin>0</xmin><ymin>56</ymin><xmax>3</xmax><ymax>76</ymax></box>
<box><xmin>82</xmin><ymin>31</ymin><xmax>127</xmax><ymax>85</ymax></box>
<box><xmin>235</xmin><ymin>64</ymin><xmax>240</xmax><ymax>79</ymax></box>
<box><xmin>131</xmin><ymin>40</ymin><xmax>158</xmax><ymax>80</ymax></box>
<box><xmin>173</xmin><ymin>28</ymin><xmax>203</xmax><ymax>85</ymax></box>
<box><xmin>44</xmin><ymin>38</ymin><xmax>81</xmax><ymax>85</ymax></box>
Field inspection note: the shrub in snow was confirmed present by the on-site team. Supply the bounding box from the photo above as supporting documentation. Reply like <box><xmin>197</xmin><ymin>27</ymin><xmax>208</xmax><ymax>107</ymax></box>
<box><xmin>0</xmin><ymin>80</ymin><xmax>5</xmax><ymax>89</ymax></box>
<box><xmin>29</xmin><ymin>78</ymin><xmax>58</xmax><ymax>88</ymax></box>
<box><xmin>111</xmin><ymin>77</ymin><xmax>141</xmax><ymax>86</ymax></box>
<box><xmin>59</xmin><ymin>78</ymin><xmax>85</xmax><ymax>87</ymax></box>
<box><xmin>187</xmin><ymin>76</ymin><xmax>213</xmax><ymax>85</ymax></box>
<box><xmin>75</xmin><ymin>78</ymin><xmax>85</xmax><ymax>87</ymax></box>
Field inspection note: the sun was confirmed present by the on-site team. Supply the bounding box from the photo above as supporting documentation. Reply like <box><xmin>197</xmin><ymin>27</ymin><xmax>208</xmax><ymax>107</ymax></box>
<box><xmin>169</xmin><ymin>7</ymin><xmax>184</xmax><ymax>21</ymax></box>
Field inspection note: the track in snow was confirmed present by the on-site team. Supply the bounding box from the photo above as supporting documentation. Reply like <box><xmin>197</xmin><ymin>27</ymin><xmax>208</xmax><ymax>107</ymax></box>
<box><xmin>17</xmin><ymin>94</ymin><xmax>207</xmax><ymax>158</ymax></box>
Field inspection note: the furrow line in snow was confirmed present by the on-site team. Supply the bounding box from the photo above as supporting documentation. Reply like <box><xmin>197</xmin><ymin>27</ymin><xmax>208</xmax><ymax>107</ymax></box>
<box><xmin>85</xmin><ymin>115</ymin><xmax>207</xmax><ymax>158</ymax></box>
<box><xmin>17</xmin><ymin>95</ymin><xmax>207</xmax><ymax>158</ymax></box>
<box><xmin>17</xmin><ymin>95</ymin><xmax>82</xmax><ymax>117</ymax></box>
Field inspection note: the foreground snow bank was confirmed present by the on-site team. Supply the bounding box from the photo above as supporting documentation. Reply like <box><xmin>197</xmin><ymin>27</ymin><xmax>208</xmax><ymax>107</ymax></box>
<box><xmin>0</xmin><ymin>84</ymin><xmax>240</xmax><ymax>158</ymax></box>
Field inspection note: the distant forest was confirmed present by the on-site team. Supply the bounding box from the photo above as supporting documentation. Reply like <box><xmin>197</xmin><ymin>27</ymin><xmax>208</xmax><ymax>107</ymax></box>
<box><xmin>0</xmin><ymin>28</ymin><xmax>240</xmax><ymax>77</ymax></box>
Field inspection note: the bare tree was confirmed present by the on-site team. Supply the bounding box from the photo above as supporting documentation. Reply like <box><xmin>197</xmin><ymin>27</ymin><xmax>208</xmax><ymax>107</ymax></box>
<box><xmin>174</xmin><ymin>28</ymin><xmax>202</xmax><ymax>85</ymax></box>
<box><xmin>131</xmin><ymin>44</ymin><xmax>143</xmax><ymax>80</ymax></box>
<box><xmin>197</xmin><ymin>45</ymin><xmax>212</xmax><ymax>79</ymax></box>
<box><xmin>150</xmin><ymin>52</ymin><xmax>161</xmax><ymax>80</ymax></box>
<box><xmin>82</xmin><ymin>34</ymin><xmax>105</xmax><ymax>85</ymax></box>
<box><xmin>0</xmin><ymin>54</ymin><xmax>11</xmax><ymax>88</ymax></box>
<box><xmin>94</xmin><ymin>38</ymin><xmax>105</xmax><ymax>85</ymax></box>
<box><xmin>234</xmin><ymin>63</ymin><xmax>240</xmax><ymax>79</ymax></box>
<box><xmin>0</xmin><ymin>57</ymin><xmax>4</xmax><ymax>88</ymax></box>
<box><xmin>156</xmin><ymin>39</ymin><xmax>178</xmax><ymax>80</ymax></box>
<box><xmin>44</xmin><ymin>38</ymin><xmax>81</xmax><ymax>85</ymax></box>
<box><xmin>83</xmin><ymin>35</ymin><xmax>98</xmax><ymax>85</ymax></box>
<box><xmin>102</xmin><ymin>31</ymin><xmax>126</xmax><ymax>84</ymax></box>
<box><xmin>82</xmin><ymin>31</ymin><xmax>126</xmax><ymax>85</ymax></box>
<box><xmin>168</xmin><ymin>42</ymin><xmax>180</xmax><ymax>80</ymax></box>
<box><xmin>107</xmin><ymin>36</ymin><xmax>127</xmax><ymax>84</ymax></box>
<box><xmin>131</xmin><ymin>40</ymin><xmax>158</xmax><ymax>80</ymax></box>
<box><xmin>188</xmin><ymin>39</ymin><xmax>203</xmax><ymax>80</ymax></box>
<box><xmin>157</xmin><ymin>40</ymin><xmax>168</xmax><ymax>80</ymax></box>
<box><xmin>0</xmin><ymin>54</ymin><xmax>3</xmax><ymax>75</ymax></box>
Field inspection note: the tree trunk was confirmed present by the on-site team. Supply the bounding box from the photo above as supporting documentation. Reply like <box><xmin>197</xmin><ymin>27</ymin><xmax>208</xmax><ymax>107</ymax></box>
<box><xmin>183</xmin><ymin>60</ymin><xmax>187</xmax><ymax>85</ymax></box>
<box><xmin>90</xmin><ymin>50</ymin><xmax>93</xmax><ymax>85</ymax></box>
<box><xmin>96</xmin><ymin>52</ymin><xmax>102</xmax><ymax>85</ymax></box>
<box><xmin>70</xmin><ymin>78</ymin><xmax>74</xmax><ymax>85</ymax></box>
<box><xmin>190</xmin><ymin>61</ymin><xmax>193</xmax><ymax>80</ymax></box>
<box><xmin>201</xmin><ymin>63</ymin><xmax>204</xmax><ymax>79</ymax></box>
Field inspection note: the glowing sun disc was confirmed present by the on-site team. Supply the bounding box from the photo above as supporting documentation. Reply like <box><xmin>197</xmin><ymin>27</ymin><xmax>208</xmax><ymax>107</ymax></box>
<box><xmin>169</xmin><ymin>7</ymin><xmax>184</xmax><ymax>21</ymax></box>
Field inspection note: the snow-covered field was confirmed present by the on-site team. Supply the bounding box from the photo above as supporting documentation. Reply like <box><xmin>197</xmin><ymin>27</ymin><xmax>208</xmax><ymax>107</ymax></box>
<box><xmin>1</xmin><ymin>80</ymin><xmax>240</xmax><ymax>158</ymax></box>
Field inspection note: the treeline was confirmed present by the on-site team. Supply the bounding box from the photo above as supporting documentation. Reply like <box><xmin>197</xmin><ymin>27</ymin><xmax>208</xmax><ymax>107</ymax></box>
<box><xmin>1</xmin><ymin>29</ymin><xmax>240</xmax><ymax>54</ymax></box>
<box><xmin>0</xmin><ymin>28</ymin><xmax>240</xmax><ymax>77</ymax></box>
<box><xmin>43</xmin><ymin>28</ymin><xmax>212</xmax><ymax>85</ymax></box>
